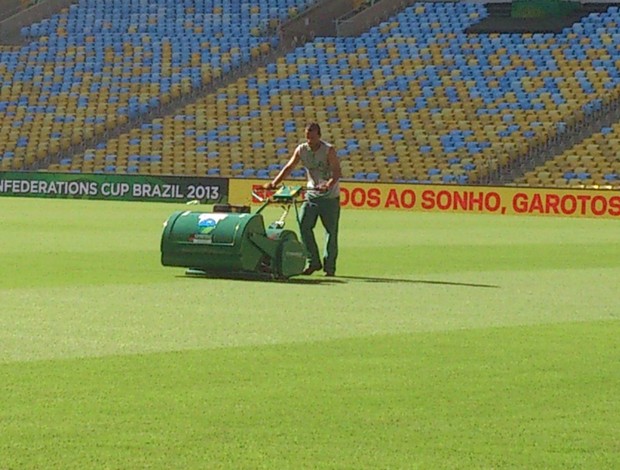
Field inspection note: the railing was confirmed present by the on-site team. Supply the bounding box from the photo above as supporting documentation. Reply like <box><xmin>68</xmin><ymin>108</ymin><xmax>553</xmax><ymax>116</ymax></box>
<box><xmin>483</xmin><ymin>90</ymin><xmax>620</xmax><ymax>185</ymax></box>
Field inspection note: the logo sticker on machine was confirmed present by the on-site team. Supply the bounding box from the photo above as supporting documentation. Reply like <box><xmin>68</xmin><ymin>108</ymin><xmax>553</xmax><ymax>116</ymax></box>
<box><xmin>197</xmin><ymin>213</ymin><xmax>228</xmax><ymax>231</ymax></box>
<box><xmin>189</xmin><ymin>213</ymin><xmax>230</xmax><ymax>243</ymax></box>
<box><xmin>185</xmin><ymin>213</ymin><xmax>231</xmax><ymax>244</ymax></box>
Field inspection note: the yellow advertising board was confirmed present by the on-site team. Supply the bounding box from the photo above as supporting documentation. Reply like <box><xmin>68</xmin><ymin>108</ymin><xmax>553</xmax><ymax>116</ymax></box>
<box><xmin>229</xmin><ymin>179</ymin><xmax>620</xmax><ymax>220</ymax></box>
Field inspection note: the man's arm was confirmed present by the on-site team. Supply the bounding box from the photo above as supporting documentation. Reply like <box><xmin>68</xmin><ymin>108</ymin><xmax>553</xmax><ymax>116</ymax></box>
<box><xmin>319</xmin><ymin>146</ymin><xmax>342</xmax><ymax>191</ymax></box>
<box><xmin>264</xmin><ymin>147</ymin><xmax>301</xmax><ymax>189</ymax></box>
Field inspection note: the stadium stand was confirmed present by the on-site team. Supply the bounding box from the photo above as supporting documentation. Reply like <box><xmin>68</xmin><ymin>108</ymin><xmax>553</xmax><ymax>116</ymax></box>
<box><xmin>3</xmin><ymin>1</ymin><xmax>620</xmax><ymax>188</ymax></box>
<box><xmin>0</xmin><ymin>0</ymin><xmax>316</xmax><ymax>171</ymax></box>
<box><xmin>53</xmin><ymin>1</ymin><xmax>620</xmax><ymax>186</ymax></box>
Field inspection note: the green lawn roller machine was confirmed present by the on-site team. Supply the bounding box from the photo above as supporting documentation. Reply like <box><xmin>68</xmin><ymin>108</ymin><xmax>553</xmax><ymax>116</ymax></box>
<box><xmin>160</xmin><ymin>186</ymin><xmax>307</xmax><ymax>280</ymax></box>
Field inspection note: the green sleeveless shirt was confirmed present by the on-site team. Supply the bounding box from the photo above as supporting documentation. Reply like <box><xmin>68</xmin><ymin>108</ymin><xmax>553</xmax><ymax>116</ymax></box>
<box><xmin>297</xmin><ymin>140</ymin><xmax>340</xmax><ymax>200</ymax></box>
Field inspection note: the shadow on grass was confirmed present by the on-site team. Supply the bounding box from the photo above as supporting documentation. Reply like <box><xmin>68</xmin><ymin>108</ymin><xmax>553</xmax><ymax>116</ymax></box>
<box><xmin>336</xmin><ymin>275</ymin><xmax>499</xmax><ymax>288</ymax></box>
<box><xmin>177</xmin><ymin>272</ymin><xmax>497</xmax><ymax>288</ymax></box>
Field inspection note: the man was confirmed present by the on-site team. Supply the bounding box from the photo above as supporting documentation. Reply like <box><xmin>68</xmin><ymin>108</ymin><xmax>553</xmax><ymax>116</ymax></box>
<box><xmin>264</xmin><ymin>122</ymin><xmax>342</xmax><ymax>276</ymax></box>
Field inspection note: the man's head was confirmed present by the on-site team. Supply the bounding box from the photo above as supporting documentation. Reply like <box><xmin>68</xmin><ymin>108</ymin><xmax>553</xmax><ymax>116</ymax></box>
<box><xmin>305</xmin><ymin>122</ymin><xmax>321</xmax><ymax>148</ymax></box>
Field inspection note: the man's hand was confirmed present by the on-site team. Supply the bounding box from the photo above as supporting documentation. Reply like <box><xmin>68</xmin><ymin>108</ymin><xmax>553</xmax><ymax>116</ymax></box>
<box><xmin>263</xmin><ymin>181</ymin><xmax>276</xmax><ymax>190</ymax></box>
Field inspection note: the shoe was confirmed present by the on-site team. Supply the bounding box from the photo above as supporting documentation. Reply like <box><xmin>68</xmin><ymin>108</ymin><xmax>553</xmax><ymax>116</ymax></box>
<box><xmin>302</xmin><ymin>265</ymin><xmax>322</xmax><ymax>275</ymax></box>
<box><xmin>325</xmin><ymin>272</ymin><xmax>335</xmax><ymax>277</ymax></box>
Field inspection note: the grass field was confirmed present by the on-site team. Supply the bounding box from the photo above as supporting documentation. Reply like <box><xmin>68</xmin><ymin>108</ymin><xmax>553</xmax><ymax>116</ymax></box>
<box><xmin>1</xmin><ymin>197</ymin><xmax>619</xmax><ymax>469</ymax></box>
